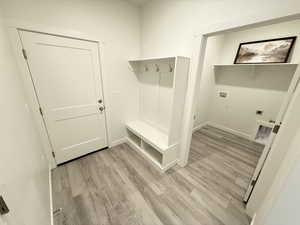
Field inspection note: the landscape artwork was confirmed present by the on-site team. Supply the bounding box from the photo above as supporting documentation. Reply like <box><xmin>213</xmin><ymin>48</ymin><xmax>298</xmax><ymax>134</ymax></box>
<box><xmin>234</xmin><ymin>37</ymin><xmax>296</xmax><ymax>64</ymax></box>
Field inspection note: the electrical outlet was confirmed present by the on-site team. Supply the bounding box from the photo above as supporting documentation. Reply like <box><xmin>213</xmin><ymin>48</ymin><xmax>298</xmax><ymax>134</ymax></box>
<box><xmin>219</xmin><ymin>92</ymin><xmax>227</xmax><ymax>98</ymax></box>
<box><xmin>256</xmin><ymin>110</ymin><xmax>263</xmax><ymax>115</ymax></box>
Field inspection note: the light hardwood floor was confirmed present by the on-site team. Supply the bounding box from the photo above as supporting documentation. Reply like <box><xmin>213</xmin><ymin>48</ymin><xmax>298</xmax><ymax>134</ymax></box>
<box><xmin>52</xmin><ymin>125</ymin><xmax>264</xmax><ymax>225</ymax></box>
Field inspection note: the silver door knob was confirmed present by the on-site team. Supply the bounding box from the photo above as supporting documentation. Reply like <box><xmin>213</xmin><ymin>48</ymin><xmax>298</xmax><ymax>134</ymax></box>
<box><xmin>99</xmin><ymin>106</ymin><xmax>105</xmax><ymax>112</ymax></box>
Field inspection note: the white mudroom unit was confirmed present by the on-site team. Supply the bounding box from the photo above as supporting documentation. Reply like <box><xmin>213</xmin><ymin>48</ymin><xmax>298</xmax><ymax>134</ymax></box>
<box><xmin>126</xmin><ymin>56</ymin><xmax>190</xmax><ymax>171</ymax></box>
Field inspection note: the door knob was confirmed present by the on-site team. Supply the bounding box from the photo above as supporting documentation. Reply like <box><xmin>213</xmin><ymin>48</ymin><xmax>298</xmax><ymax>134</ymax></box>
<box><xmin>99</xmin><ymin>106</ymin><xmax>105</xmax><ymax>112</ymax></box>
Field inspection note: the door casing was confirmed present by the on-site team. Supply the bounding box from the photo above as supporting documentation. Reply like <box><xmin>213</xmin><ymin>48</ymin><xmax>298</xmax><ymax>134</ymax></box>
<box><xmin>243</xmin><ymin>62</ymin><xmax>300</xmax><ymax>202</ymax></box>
<box><xmin>19</xmin><ymin>30</ymin><xmax>109</xmax><ymax>164</ymax></box>
<box><xmin>7</xmin><ymin>25</ymin><xmax>112</xmax><ymax>168</ymax></box>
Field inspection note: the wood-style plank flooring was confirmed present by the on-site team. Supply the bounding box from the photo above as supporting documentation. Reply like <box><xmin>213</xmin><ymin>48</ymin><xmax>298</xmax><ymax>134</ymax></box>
<box><xmin>52</xmin><ymin>125</ymin><xmax>264</xmax><ymax>225</ymax></box>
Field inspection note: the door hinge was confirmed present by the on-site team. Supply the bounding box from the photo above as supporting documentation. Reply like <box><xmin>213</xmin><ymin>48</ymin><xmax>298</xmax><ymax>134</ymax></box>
<box><xmin>273</xmin><ymin>124</ymin><xmax>281</xmax><ymax>134</ymax></box>
<box><xmin>22</xmin><ymin>48</ymin><xmax>28</xmax><ymax>60</ymax></box>
<box><xmin>52</xmin><ymin>152</ymin><xmax>56</xmax><ymax>158</ymax></box>
<box><xmin>39</xmin><ymin>107</ymin><xmax>44</xmax><ymax>116</ymax></box>
<box><xmin>0</xmin><ymin>195</ymin><xmax>9</xmax><ymax>215</ymax></box>
<box><xmin>251</xmin><ymin>179</ymin><xmax>257</xmax><ymax>186</ymax></box>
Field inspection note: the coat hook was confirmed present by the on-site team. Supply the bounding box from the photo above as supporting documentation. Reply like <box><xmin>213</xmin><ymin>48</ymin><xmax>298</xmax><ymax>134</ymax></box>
<box><xmin>155</xmin><ymin>64</ymin><xmax>160</xmax><ymax>72</ymax></box>
<box><xmin>128</xmin><ymin>64</ymin><xmax>134</xmax><ymax>72</ymax></box>
<box><xmin>169</xmin><ymin>64</ymin><xmax>173</xmax><ymax>73</ymax></box>
<box><xmin>144</xmin><ymin>65</ymin><xmax>149</xmax><ymax>72</ymax></box>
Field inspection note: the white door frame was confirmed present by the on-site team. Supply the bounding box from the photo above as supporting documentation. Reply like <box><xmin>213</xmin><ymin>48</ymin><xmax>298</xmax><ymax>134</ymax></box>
<box><xmin>243</xmin><ymin>63</ymin><xmax>300</xmax><ymax>202</ymax></box>
<box><xmin>178</xmin><ymin>12</ymin><xmax>300</xmax><ymax>217</ymax></box>
<box><xmin>6</xmin><ymin>22</ymin><xmax>113</xmax><ymax>168</ymax></box>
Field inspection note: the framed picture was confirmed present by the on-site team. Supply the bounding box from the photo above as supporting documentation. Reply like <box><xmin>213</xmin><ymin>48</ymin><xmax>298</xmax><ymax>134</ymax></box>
<box><xmin>234</xmin><ymin>36</ymin><xmax>297</xmax><ymax>64</ymax></box>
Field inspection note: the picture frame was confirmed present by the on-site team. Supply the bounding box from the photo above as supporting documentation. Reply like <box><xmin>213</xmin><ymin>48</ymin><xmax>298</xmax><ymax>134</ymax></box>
<box><xmin>234</xmin><ymin>36</ymin><xmax>297</xmax><ymax>64</ymax></box>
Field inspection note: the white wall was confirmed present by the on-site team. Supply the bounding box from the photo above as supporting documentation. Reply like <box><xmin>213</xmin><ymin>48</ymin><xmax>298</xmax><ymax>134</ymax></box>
<box><xmin>219</xmin><ymin>20</ymin><xmax>300</xmax><ymax>64</ymax></box>
<box><xmin>264</xmin><ymin>159</ymin><xmax>300</xmax><ymax>225</ymax></box>
<box><xmin>0</xmin><ymin>15</ymin><xmax>50</xmax><ymax>225</ymax></box>
<box><xmin>141</xmin><ymin>0</ymin><xmax>300</xmax><ymax>57</ymax></box>
<box><xmin>194</xmin><ymin>35</ymin><xmax>224</xmax><ymax>128</ymax></box>
<box><xmin>0</xmin><ymin>0</ymin><xmax>141</xmax><ymax>146</ymax></box>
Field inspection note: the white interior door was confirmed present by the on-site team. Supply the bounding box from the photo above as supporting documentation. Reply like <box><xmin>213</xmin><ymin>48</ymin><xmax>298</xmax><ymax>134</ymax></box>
<box><xmin>19</xmin><ymin>30</ymin><xmax>108</xmax><ymax>164</ymax></box>
<box><xmin>244</xmin><ymin>65</ymin><xmax>300</xmax><ymax>202</ymax></box>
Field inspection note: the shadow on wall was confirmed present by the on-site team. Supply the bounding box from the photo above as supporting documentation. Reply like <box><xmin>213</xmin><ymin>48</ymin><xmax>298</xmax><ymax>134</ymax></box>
<box><xmin>214</xmin><ymin>65</ymin><xmax>297</xmax><ymax>91</ymax></box>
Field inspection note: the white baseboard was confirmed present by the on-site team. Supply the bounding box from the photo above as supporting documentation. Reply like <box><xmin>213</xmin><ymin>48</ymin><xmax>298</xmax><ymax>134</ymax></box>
<box><xmin>110</xmin><ymin>137</ymin><xmax>127</xmax><ymax>147</ymax></box>
<box><xmin>206</xmin><ymin>121</ymin><xmax>252</xmax><ymax>140</ymax></box>
<box><xmin>49</xmin><ymin>166</ymin><xmax>54</xmax><ymax>225</ymax></box>
<box><xmin>192</xmin><ymin>122</ymin><xmax>209</xmax><ymax>133</ymax></box>
<box><xmin>250</xmin><ymin>214</ymin><xmax>256</xmax><ymax>225</ymax></box>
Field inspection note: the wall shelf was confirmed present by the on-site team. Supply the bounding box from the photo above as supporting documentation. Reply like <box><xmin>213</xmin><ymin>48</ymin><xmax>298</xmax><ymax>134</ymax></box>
<box><xmin>214</xmin><ymin>63</ymin><xmax>298</xmax><ymax>68</ymax></box>
<box><xmin>129</xmin><ymin>56</ymin><xmax>187</xmax><ymax>63</ymax></box>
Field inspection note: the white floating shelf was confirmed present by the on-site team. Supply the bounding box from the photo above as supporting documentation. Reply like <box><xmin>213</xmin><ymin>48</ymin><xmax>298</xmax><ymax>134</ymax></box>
<box><xmin>128</xmin><ymin>56</ymin><xmax>188</xmax><ymax>63</ymax></box>
<box><xmin>129</xmin><ymin>56</ymin><xmax>175</xmax><ymax>62</ymax></box>
<box><xmin>214</xmin><ymin>63</ymin><xmax>298</xmax><ymax>68</ymax></box>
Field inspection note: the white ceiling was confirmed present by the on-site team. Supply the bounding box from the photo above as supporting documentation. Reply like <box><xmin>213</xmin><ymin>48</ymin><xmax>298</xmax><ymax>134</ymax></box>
<box><xmin>126</xmin><ymin>0</ymin><xmax>207</xmax><ymax>7</ymax></box>
<box><xmin>126</xmin><ymin>0</ymin><xmax>151</xmax><ymax>6</ymax></box>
